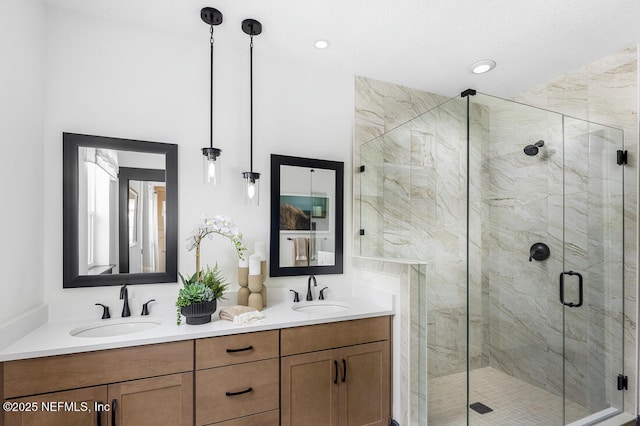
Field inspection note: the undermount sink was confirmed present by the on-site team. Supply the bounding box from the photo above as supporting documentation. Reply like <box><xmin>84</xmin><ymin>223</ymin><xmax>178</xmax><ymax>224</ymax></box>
<box><xmin>291</xmin><ymin>301</ymin><xmax>351</xmax><ymax>314</ymax></box>
<box><xmin>70</xmin><ymin>319</ymin><xmax>161</xmax><ymax>338</ymax></box>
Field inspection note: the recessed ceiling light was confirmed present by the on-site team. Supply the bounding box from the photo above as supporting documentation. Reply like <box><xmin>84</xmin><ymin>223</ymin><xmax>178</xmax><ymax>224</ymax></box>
<box><xmin>470</xmin><ymin>59</ymin><xmax>496</xmax><ymax>74</ymax></box>
<box><xmin>314</xmin><ymin>39</ymin><xmax>330</xmax><ymax>49</ymax></box>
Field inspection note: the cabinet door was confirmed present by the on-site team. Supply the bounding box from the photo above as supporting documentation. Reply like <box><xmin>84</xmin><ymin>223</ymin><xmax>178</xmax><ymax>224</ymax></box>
<box><xmin>4</xmin><ymin>386</ymin><xmax>107</xmax><ymax>426</ymax></box>
<box><xmin>281</xmin><ymin>349</ymin><xmax>340</xmax><ymax>426</ymax></box>
<box><xmin>339</xmin><ymin>341</ymin><xmax>390</xmax><ymax>426</ymax></box>
<box><xmin>108</xmin><ymin>372</ymin><xmax>193</xmax><ymax>426</ymax></box>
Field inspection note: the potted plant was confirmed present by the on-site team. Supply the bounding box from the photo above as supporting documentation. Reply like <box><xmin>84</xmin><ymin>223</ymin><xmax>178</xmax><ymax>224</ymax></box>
<box><xmin>176</xmin><ymin>281</ymin><xmax>215</xmax><ymax>325</ymax></box>
<box><xmin>177</xmin><ymin>215</ymin><xmax>246</xmax><ymax>325</ymax></box>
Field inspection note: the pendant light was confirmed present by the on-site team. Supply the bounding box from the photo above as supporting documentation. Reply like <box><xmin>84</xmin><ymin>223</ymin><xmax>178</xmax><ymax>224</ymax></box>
<box><xmin>201</xmin><ymin>7</ymin><xmax>223</xmax><ymax>185</ymax></box>
<box><xmin>241</xmin><ymin>18</ymin><xmax>262</xmax><ymax>206</ymax></box>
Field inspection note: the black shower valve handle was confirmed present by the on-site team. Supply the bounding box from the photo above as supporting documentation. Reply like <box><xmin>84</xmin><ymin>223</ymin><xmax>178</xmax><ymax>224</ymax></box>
<box><xmin>529</xmin><ymin>242</ymin><xmax>550</xmax><ymax>262</ymax></box>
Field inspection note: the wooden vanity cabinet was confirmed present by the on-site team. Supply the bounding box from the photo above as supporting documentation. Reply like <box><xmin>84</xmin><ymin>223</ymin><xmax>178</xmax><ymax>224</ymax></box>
<box><xmin>195</xmin><ymin>330</ymin><xmax>279</xmax><ymax>426</ymax></box>
<box><xmin>280</xmin><ymin>316</ymin><xmax>391</xmax><ymax>426</ymax></box>
<box><xmin>1</xmin><ymin>316</ymin><xmax>392</xmax><ymax>426</ymax></box>
<box><xmin>1</xmin><ymin>341</ymin><xmax>193</xmax><ymax>426</ymax></box>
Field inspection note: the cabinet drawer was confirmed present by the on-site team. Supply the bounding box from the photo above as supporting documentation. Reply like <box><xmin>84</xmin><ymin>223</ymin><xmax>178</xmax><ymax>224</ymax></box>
<box><xmin>196</xmin><ymin>330</ymin><xmax>279</xmax><ymax>370</ymax></box>
<box><xmin>2</xmin><ymin>341</ymin><xmax>193</xmax><ymax>398</ymax></box>
<box><xmin>206</xmin><ymin>409</ymin><xmax>279</xmax><ymax>426</ymax></box>
<box><xmin>281</xmin><ymin>316</ymin><xmax>390</xmax><ymax>356</ymax></box>
<box><xmin>196</xmin><ymin>358</ymin><xmax>279</xmax><ymax>425</ymax></box>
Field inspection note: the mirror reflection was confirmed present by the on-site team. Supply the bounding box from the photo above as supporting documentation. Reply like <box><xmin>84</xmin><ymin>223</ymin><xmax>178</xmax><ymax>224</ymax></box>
<box><xmin>78</xmin><ymin>148</ymin><xmax>167</xmax><ymax>276</ymax></box>
<box><xmin>279</xmin><ymin>165</ymin><xmax>336</xmax><ymax>267</ymax></box>
<box><xmin>270</xmin><ymin>155</ymin><xmax>344</xmax><ymax>277</ymax></box>
<box><xmin>63</xmin><ymin>133</ymin><xmax>178</xmax><ymax>288</ymax></box>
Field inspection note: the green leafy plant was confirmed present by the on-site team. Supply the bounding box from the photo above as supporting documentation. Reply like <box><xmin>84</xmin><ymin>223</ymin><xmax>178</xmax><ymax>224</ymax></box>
<box><xmin>200</xmin><ymin>263</ymin><xmax>229</xmax><ymax>301</ymax></box>
<box><xmin>175</xmin><ymin>281</ymin><xmax>214</xmax><ymax>325</ymax></box>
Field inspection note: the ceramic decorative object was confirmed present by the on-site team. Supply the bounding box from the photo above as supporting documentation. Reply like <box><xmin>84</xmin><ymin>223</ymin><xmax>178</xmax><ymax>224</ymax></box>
<box><xmin>181</xmin><ymin>300</ymin><xmax>217</xmax><ymax>325</ymax></box>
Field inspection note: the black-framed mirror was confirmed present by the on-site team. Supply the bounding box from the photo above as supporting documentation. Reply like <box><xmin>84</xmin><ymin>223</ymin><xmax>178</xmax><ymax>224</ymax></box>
<box><xmin>63</xmin><ymin>133</ymin><xmax>178</xmax><ymax>288</ymax></box>
<box><xmin>270</xmin><ymin>154</ymin><xmax>344</xmax><ymax>277</ymax></box>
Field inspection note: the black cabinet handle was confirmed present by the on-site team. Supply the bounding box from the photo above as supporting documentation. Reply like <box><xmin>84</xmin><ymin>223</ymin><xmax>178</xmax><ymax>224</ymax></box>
<box><xmin>111</xmin><ymin>399</ymin><xmax>117</xmax><ymax>426</ymax></box>
<box><xmin>226</xmin><ymin>387</ymin><xmax>253</xmax><ymax>396</ymax></box>
<box><xmin>560</xmin><ymin>271</ymin><xmax>584</xmax><ymax>307</ymax></box>
<box><xmin>226</xmin><ymin>345</ymin><xmax>253</xmax><ymax>353</ymax></box>
<box><xmin>333</xmin><ymin>360</ymin><xmax>338</xmax><ymax>384</ymax></box>
<box><xmin>97</xmin><ymin>401</ymin><xmax>102</xmax><ymax>426</ymax></box>
<box><xmin>342</xmin><ymin>359</ymin><xmax>347</xmax><ymax>383</ymax></box>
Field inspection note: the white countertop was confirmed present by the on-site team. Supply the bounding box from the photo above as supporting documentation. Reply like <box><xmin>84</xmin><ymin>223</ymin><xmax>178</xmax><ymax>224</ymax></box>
<box><xmin>0</xmin><ymin>296</ymin><xmax>393</xmax><ymax>362</ymax></box>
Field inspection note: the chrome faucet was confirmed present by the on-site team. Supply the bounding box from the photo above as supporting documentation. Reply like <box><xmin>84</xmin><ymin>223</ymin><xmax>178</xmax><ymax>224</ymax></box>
<box><xmin>306</xmin><ymin>275</ymin><xmax>317</xmax><ymax>301</ymax></box>
<box><xmin>120</xmin><ymin>284</ymin><xmax>131</xmax><ymax>317</ymax></box>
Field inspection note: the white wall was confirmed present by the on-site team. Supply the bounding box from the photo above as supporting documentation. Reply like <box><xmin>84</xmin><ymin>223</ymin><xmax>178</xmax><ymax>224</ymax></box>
<box><xmin>41</xmin><ymin>6</ymin><xmax>354</xmax><ymax>314</ymax></box>
<box><xmin>0</xmin><ymin>0</ymin><xmax>46</xmax><ymax>327</ymax></box>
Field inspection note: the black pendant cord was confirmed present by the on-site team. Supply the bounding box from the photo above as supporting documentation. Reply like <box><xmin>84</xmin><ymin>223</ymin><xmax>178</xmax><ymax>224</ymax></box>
<box><xmin>209</xmin><ymin>26</ymin><xmax>214</xmax><ymax>150</ymax></box>
<box><xmin>249</xmin><ymin>34</ymin><xmax>254</xmax><ymax>172</ymax></box>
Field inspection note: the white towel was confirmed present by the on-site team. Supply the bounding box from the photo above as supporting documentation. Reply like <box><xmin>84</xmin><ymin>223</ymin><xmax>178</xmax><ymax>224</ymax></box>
<box><xmin>233</xmin><ymin>310</ymin><xmax>265</xmax><ymax>325</ymax></box>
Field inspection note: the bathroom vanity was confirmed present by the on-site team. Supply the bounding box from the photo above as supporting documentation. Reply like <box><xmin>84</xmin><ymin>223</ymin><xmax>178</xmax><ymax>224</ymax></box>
<box><xmin>0</xmin><ymin>299</ymin><xmax>392</xmax><ymax>426</ymax></box>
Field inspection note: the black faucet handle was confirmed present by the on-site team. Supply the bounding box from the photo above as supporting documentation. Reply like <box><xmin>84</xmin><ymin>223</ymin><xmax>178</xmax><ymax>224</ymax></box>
<box><xmin>141</xmin><ymin>299</ymin><xmax>156</xmax><ymax>316</ymax></box>
<box><xmin>319</xmin><ymin>287</ymin><xmax>328</xmax><ymax>300</ymax></box>
<box><xmin>95</xmin><ymin>303</ymin><xmax>111</xmax><ymax>319</ymax></box>
<box><xmin>119</xmin><ymin>284</ymin><xmax>131</xmax><ymax>317</ymax></box>
<box><xmin>289</xmin><ymin>290</ymin><xmax>300</xmax><ymax>303</ymax></box>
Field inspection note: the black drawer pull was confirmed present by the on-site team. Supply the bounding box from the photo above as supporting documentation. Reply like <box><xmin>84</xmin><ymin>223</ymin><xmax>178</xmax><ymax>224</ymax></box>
<box><xmin>226</xmin><ymin>345</ymin><xmax>254</xmax><ymax>353</ymax></box>
<box><xmin>333</xmin><ymin>360</ymin><xmax>338</xmax><ymax>384</ymax></box>
<box><xmin>342</xmin><ymin>359</ymin><xmax>347</xmax><ymax>383</ymax></box>
<box><xmin>111</xmin><ymin>399</ymin><xmax>117</xmax><ymax>426</ymax></box>
<box><xmin>225</xmin><ymin>387</ymin><xmax>253</xmax><ymax>397</ymax></box>
<box><xmin>97</xmin><ymin>400</ymin><xmax>103</xmax><ymax>426</ymax></box>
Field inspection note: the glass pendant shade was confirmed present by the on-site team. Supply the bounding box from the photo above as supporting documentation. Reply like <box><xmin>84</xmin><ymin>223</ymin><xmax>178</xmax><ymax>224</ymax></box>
<box><xmin>202</xmin><ymin>147</ymin><xmax>221</xmax><ymax>185</ymax></box>
<box><xmin>242</xmin><ymin>171</ymin><xmax>260</xmax><ymax>206</ymax></box>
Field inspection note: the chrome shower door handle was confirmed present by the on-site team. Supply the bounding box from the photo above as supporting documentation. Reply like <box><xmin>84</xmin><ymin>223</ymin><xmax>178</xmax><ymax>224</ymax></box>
<box><xmin>559</xmin><ymin>271</ymin><xmax>583</xmax><ymax>308</ymax></box>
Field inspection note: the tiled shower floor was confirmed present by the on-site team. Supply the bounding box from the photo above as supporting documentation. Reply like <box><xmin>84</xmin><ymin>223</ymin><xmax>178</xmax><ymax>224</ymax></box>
<box><xmin>428</xmin><ymin>367</ymin><xmax>592</xmax><ymax>425</ymax></box>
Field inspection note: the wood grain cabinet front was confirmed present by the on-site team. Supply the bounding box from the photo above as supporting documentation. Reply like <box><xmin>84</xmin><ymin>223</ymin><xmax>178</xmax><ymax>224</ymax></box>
<box><xmin>1</xmin><ymin>341</ymin><xmax>194</xmax><ymax>426</ymax></box>
<box><xmin>196</xmin><ymin>359</ymin><xmax>279</xmax><ymax>425</ymax></box>
<box><xmin>195</xmin><ymin>330</ymin><xmax>280</xmax><ymax>426</ymax></box>
<box><xmin>108</xmin><ymin>372</ymin><xmax>193</xmax><ymax>426</ymax></box>
<box><xmin>280</xmin><ymin>317</ymin><xmax>392</xmax><ymax>426</ymax></box>
<box><xmin>3</xmin><ymin>386</ymin><xmax>108</xmax><ymax>426</ymax></box>
<box><xmin>195</xmin><ymin>330</ymin><xmax>279</xmax><ymax>369</ymax></box>
<box><xmin>2</xmin><ymin>372</ymin><xmax>193</xmax><ymax>426</ymax></box>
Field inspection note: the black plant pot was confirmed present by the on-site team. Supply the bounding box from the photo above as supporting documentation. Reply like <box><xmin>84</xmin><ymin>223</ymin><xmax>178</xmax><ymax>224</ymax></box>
<box><xmin>181</xmin><ymin>300</ymin><xmax>217</xmax><ymax>325</ymax></box>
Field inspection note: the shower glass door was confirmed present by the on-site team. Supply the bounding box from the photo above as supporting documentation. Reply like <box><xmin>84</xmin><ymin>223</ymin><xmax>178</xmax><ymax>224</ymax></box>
<box><xmin>467</xmin><ymin>93</ymin><xmax>625</xmax><ymax>425</ymax></box>
<box><xmin>561</xmin><ymin>117</ymin><xmax>624</xmax><ymax>424</ymax></box>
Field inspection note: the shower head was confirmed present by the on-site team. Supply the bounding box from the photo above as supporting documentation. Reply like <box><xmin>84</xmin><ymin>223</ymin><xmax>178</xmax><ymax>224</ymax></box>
<box><xmin>524</xmin><ymin>140</ymin><xmax>544</xmax><ymax>156</ymax></box>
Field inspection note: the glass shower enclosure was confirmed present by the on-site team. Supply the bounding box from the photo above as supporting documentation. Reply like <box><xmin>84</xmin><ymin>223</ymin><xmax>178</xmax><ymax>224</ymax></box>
<box><xmin>358</xmin><ymin>92</ymin><xmax>625</xmax><ymax>425</ymax></box>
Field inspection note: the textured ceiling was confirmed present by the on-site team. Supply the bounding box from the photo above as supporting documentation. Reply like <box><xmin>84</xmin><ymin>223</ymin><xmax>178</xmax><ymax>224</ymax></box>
<box><xmin>44</xmin><ymin>0</ymin><xmax>640</xmax><ymax>97</ymax></box>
